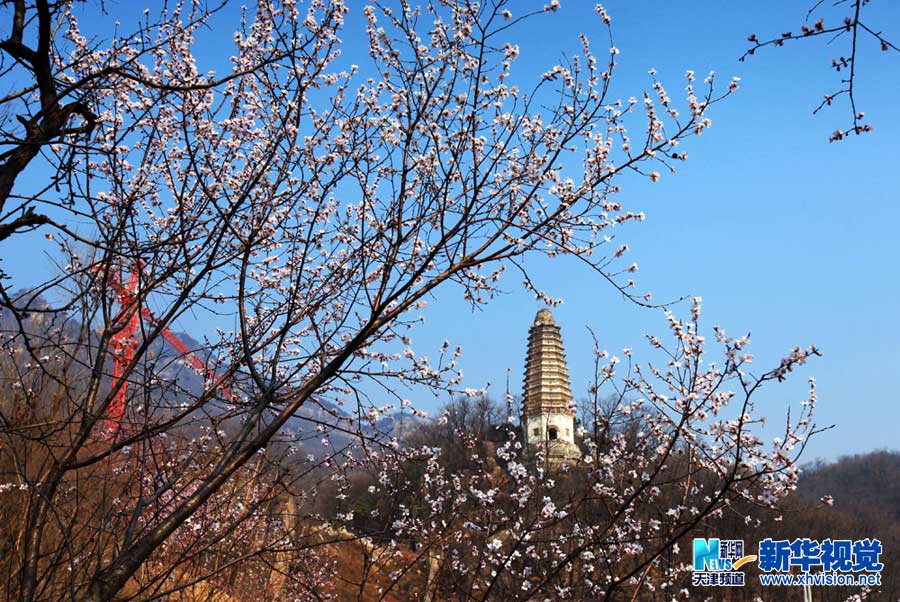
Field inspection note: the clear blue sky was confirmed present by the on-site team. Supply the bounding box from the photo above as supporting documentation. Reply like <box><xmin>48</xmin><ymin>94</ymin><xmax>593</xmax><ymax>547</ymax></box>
<box><xmin>5</xmin><ymin>1</ymin><xmax>899</xmax><ymax>461</ymax></box>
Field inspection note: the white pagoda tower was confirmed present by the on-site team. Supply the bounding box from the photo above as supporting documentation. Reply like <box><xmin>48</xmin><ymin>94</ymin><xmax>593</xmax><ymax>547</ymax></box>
<box><xmin>522</xmin><ymin>309</ymin><xmax>579</xmax><ymax>462</ymax></box>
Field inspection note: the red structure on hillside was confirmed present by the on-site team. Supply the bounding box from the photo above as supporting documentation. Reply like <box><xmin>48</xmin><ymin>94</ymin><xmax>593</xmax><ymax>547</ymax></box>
<box><xmin>103</xmin><ymin>263</ymin><xmax>237</xmax><ymax>433</ymax></box>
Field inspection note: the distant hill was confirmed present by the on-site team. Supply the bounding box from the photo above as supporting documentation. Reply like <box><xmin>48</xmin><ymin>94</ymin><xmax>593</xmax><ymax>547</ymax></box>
<box><xmin>798</xmin><ymin>450</ymin><xmax>900</xmax><ymax>523</ymax></box>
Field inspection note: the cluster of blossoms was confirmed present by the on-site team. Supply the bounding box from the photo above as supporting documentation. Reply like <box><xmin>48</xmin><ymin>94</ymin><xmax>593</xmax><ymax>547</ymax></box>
<box><xmin>307</xmin><ymin>298</ymin><xmax>823</xmax><ymax>601</ymax></box>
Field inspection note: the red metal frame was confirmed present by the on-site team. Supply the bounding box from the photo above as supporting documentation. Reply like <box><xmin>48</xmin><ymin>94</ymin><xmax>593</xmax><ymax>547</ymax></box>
<box><xmin>102</xmin><ymin>263</ymin><xmax>237</xmax><ymax>433</ymax></box>
<box><xmin>106</xmin><ymin>267</ymin><xmax>140</xmax><ymax>431</ymax></box>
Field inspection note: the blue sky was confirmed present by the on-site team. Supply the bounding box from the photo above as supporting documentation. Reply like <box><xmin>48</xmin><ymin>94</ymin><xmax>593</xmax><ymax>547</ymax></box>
<box><xmin>4</xmin><ymin>1</ymin><xmax>899</xmax><ymax>461</ymax></box>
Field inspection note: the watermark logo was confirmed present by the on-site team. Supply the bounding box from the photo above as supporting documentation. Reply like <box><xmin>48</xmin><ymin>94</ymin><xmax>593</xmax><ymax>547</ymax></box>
<box><xmin>692</xmin><ymin>537</ymin><xmax>884</xmax><ymax>587</ymax></box>
<box><xmin>757</xmin><ymin>538</ymin><xmax>883</xmax><ymax>587</ymax></box>
<box><xmin>692</xmin><ymin>538</ymin><xmax>757</xmax><ymax>586</ymax></box>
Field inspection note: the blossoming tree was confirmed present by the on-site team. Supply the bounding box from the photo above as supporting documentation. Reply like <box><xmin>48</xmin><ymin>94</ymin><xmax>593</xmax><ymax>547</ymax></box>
<box><xmin>0</xmin><ymin>1</ymin><xmax>823</xmax><ymax>601</ymax></box>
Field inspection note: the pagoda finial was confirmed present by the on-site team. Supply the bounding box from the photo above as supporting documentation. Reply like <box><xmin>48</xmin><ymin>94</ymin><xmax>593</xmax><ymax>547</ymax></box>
<box><xmin>534</xmin><ymin>308</ymin><xmax>556</xmax><ymax>326</ymax></box>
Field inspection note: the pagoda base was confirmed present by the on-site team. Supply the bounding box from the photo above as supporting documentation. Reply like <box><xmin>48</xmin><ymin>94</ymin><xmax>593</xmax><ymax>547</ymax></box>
<box><xmin>531</xmin><ymin>440</ymin><xmax>582</xmax><ymax>468</ymax></box>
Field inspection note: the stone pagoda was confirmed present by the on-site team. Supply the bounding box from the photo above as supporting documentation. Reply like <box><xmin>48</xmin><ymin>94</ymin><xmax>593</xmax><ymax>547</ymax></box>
<box><xmin>522</xmin><ymin>309</ymin><xmax>580</xmax><ymax>462</ymax></box>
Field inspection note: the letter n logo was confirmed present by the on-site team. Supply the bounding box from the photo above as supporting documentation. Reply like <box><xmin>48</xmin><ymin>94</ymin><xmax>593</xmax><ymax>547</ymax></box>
<box><xmin>694</xmin><ymin>538</ymin><xmax>720</xmax><ymax>571</ymax></box>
